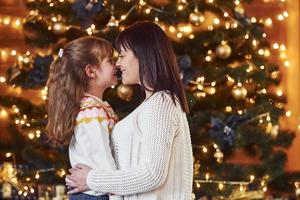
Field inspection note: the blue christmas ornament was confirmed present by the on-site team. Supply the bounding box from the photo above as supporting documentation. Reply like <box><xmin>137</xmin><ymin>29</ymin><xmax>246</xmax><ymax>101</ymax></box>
<box><xmin>177</xmin><ymin>55</ymin><xmax>196</xmax><ymax>85</ymax></box>
<box><xmin>178</xmin><ymin>54</ymin><xmax>191</xmax><ymax>70</ymax></box>
<box><xmin>233</xmin><ymin>11</ymin><xmax>264</xmax><ymax>37</ymax></box>
<box><xmin>25</xmin><ymin>55</ymin><xmax>53</xmax><ymax>88</ymax></box>
<box><xmin>72</xmin><ymin>0</ymin><xmax>104</xmax><ymax>29</ymax></box>
<box><xmin>6</xmin><ymin>55</ymin><xmax>53</xmax><ymax>88</ymax></box>
<box><xmin>209</xmin><ymin>114</ymin><xmax>249</xmax><ymax>151</ymax></box>
<box><xmin>234</xmin><ymin>11</ymin><xmax>251</xmax><ymax>26</ymax></box>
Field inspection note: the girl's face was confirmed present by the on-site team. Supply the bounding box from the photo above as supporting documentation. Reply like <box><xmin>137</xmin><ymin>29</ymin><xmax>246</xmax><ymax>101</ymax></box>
<box><xmin>116</xmin><ymin>46</ymin><xmax>140</xmax><ymax>85</ymax></box>
<box><xmin>93</xmin><ymin>56</ymin><xmax>117</xmax><ymax>89</ymax></box>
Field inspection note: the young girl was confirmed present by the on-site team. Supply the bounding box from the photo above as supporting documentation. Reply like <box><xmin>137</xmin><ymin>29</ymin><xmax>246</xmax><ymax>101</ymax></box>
<box><xmin>46</xmin><ymin>36</ymin><xmax>121</xmax><ymax>200</ymax></box>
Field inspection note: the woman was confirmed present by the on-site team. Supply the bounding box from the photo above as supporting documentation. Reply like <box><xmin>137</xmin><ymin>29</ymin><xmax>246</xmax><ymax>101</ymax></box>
<box><xmin>67</xmin><ymin>21</ymin><xmax>193</xmax><ymax>199</ymax></box>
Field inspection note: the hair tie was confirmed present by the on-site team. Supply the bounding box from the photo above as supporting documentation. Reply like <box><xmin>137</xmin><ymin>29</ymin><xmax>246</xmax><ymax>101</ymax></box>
<box><xmin>58</xmin><ymin>48</ymin><xmax>64</xmax><ymax>58</ymax></box>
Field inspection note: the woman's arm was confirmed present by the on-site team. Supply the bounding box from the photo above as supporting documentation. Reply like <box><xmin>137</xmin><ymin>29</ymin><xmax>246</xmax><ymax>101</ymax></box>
<box><xmin>68</xmin><ymin>94</ymin><xmax>178</xmax><ymax>195</ymax></box>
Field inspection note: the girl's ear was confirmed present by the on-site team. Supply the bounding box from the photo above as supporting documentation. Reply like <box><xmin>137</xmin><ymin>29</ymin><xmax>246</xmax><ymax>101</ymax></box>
<box><xmin>85</xmin><ymin>64</ymin><xmax>96</xmax><ymax>78</ymax></box>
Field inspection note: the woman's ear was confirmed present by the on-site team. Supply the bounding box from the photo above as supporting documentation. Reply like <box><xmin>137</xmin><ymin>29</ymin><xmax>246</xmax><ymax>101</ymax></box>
<box><xmin>85</xmin><ymin>64</ymin><xmax>96</xmax><ymax>78</ymax></box>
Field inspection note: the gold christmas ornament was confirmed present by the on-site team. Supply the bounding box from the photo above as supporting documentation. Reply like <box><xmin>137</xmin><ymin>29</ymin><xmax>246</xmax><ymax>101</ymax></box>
<box><xmin>232</xmin><ymin>84</ymin><xmax>247</xmax><ymax>100</ymax></box>
<box><xmin>0</xmin><ymin>162</ymin><xmax>19</xmax><ymax>188</ymax></box>
<box><xmin>52</xmin><ymin>22</ymin><xmax>66</xmax><ymax>35</ymax></box>
<box><xmin>216</xmin><ymin>41</ymin><xmax>232</xmax><ymax>59</ymax></box>
<box><xmin>117</xmin><ymin>84</ymin><xmax>133</xmax><ymax>101</ymax></box>
<box><xmin>189</xmin><ymin>8</ymin><xmax>205</xmax><ymax>26</ymax></box>
<box><xmin>2</xmin><ymin>182</ymin><xmax>12</xmax><ymax>198</ymax></box>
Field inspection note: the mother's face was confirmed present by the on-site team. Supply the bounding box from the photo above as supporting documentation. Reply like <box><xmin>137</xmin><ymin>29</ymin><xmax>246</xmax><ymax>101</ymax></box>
<box><xmin>116</xmin><ymin>46</ymin><xmax>140</xmax><ymax>85</ymax></box>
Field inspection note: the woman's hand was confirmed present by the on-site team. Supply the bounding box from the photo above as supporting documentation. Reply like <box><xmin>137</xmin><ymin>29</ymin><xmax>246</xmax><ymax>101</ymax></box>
<box><xmin>66</xmin><ymin>164</ymin><xmax>92</xmax><ymax>194</ymax></box>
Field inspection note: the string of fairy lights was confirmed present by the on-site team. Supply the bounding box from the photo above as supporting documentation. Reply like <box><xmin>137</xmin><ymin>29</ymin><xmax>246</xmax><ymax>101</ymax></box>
<box><xmin>2</xmin><ymin>152</ymin><xmax>66</xmax><ymax>197</ymax></box>
<box><xmin>0</xmin><ymin>0</ymin><xmax>299</xmax><ymax>197</ymax></box>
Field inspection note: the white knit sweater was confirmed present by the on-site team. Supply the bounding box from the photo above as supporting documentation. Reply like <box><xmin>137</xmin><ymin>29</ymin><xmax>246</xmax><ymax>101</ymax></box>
<box><xmin>87</xmin><ymin>91</ymin><xmax>193</xmax><ymax>200</ymax></box>
<box><xmin>69</xmin><ymin>94</ymin><xmax>119</xmax><ymax>198</ymax></box>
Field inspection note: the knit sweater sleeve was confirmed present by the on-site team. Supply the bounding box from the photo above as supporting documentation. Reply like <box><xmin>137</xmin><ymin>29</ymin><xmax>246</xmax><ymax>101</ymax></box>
<box><xmin>86</xmin><ymin>93</ymin><xmax>178</xmax><ymax>195</ymax></box>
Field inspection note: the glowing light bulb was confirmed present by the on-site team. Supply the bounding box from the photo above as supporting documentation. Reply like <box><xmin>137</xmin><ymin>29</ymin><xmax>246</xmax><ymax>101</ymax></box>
<box><xmin>284</xmin><ymin>60</ymin><xmax>290</xmax><ymax>67</ymax></box>
<box><xmin>218</xmin><ymin>183</ymin><xmax>224</xmax><ymax>190</ymax></box>
<box><xmin>273</xmin><ymin>43</ymin><xmax>279</xmax><ymax>49</ymax></box>
<box><xmin>121</xmin><ymin>15</ymin><xmax>126</xmax><ymax>20</ymax></box>
<box><xmin>263</xmin><ymin>186</ymin><xmax>267</xmax><ymax>192</ymax></box>
<box><xmin>280</xmin><ymin>45</ymin><xmax>286</xmax><ymax>51</ymax></box>
<box><xmin>277</xmin><ymin>14</ymin><xmax>284</xmax><ymax>21</ymax></box>
<box><xmin>286</xmin><ymin>110</ymin><xmax>292</xmax><ymax>117</ymax></box>
<box><xmin>169</xmin><ymin>26</ymin><xmax>176</xmax><ymax>33</ymax></box>
<box><xmin>3</xmin><ymin>17</ymin><xmax>11</xmax><ymax>25</ymax></box>
<box><xmin>213</xmin><ymin>18</ymin><xmax>220</xmax><ymax>25</ymax></box>
<box><xmin>0</xmin><ymin>76</ymin><xmax>6</xmax><ymax>83</ymax></box>
<box><xmin>225</xmin><ymin>106</ymin><xmax>232</xmax><ymax>112</ymax></box>
<box><xmin>265</xmin><ymin>18</ymin><xmax>272</xmax><ymax>26</ymax></box>
<box><xmin>176</xmin><ymin>32</ymin><xmax>183</xmax><ymax>38</ymax></box>
<box><xmin>251</xmin><ymin>17</ymin><xmax>257</xmax><ymax>23</ymax></box>
<box><xmin>14</xmin><ymin>19</ymin><xmax>21</xmax><ymax>27</ymax></box>
<box><xmin>11</xmin><ymin>50</ymin><xmax>17</xmax><ymax>55</ymax></box>
<box><xmin>205</xmin><ymin>173</ymin><xmax>210</xmax><ymax>180</ymax></box>
<box><xmin>189</xmin><ymin>34</ymin><xmax>195</xmax><ymax>39</ymax></box>
<box><xmin>144</xmin><ymin>7</ymin><xmax>151</xmax><ymax>14</ymax></box>
<box><xmin>5</xmin><ymin>152</ymin><xmax>12</xmax><ymax>158</ymax></box>
<box><xmin>205</xmin><ymin>55</ymin><xmax>212</xmax><ymax>62</ymax></box>
<box><xmin>276</xmin><ymin>90</ymin><xmax>283</xmax><ymax>96</ymax></box>
<box><xmin>28</xmin><ymin>133</ymin><xmax>35</xmax><ymax>139</ymax></box>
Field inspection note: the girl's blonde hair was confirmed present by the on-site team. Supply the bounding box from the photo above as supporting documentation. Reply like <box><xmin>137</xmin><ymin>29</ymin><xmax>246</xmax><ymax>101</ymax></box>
<box><xmin>46</xmin><ymin>36</ymin><xmax>113</xmax><ymax>146</ymax></box>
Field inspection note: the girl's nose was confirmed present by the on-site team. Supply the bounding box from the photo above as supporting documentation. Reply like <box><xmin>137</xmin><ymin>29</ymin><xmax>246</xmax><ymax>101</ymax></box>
<box><xmin>116</xmin><ymin>57</ymin><xmax>121</xmax><ymax>66</ymax></box>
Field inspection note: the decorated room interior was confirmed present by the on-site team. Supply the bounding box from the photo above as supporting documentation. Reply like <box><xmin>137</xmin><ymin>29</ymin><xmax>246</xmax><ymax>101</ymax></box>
<box><xmin>0</xmin><ymin>0</ymin><xmax>299</xmax><ymax>199</ymax></box>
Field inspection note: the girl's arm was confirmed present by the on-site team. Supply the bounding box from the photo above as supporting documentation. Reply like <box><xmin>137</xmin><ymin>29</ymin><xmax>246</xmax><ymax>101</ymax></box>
<box><xmin>86</xmin><ymin>94</ymin><xmax>178</xmax><ymax>195</ymax></box>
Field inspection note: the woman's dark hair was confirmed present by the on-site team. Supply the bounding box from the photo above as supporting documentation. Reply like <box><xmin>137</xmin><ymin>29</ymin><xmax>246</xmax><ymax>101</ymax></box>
<box><xmin>115</xmin><ymin>21</ymin><xmax>189</xmax><ymax>113</ymax></box>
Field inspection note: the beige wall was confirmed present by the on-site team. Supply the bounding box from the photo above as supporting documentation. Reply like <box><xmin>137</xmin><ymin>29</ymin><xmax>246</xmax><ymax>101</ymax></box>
<box><xmin>286</xmin><ymin>0</ymin><xmax>300</xmax><ymax>171</ymax></box>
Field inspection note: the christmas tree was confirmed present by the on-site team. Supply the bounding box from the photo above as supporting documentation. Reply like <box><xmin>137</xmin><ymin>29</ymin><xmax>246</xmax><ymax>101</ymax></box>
<box><xmin>0</xmin><ymin>0</ymin><xmax>299</xmax><ymax>199</ymax></box>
